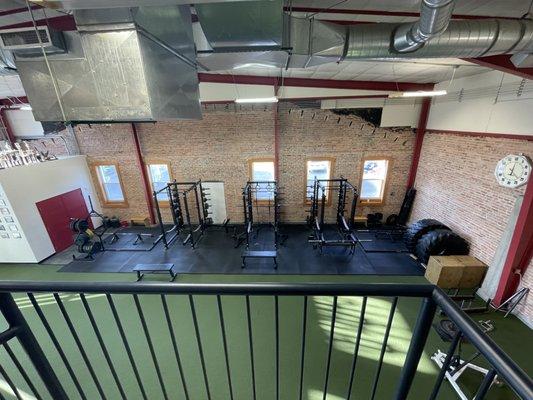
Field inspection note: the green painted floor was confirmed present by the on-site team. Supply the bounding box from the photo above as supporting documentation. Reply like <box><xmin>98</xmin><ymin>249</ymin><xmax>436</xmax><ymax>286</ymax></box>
<box><xmin>0</xmin><ymin>264</ymin><xmax>531</xmax><ymax>400</ymax></box>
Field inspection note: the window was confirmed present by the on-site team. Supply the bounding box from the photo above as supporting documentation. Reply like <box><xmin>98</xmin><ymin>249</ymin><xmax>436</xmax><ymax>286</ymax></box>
<box><xmin>305</xmin><ymin>159</ymin><xmax>333</xmax><ymax>202</ymax></box>
<box><xmin>360</xmin><ymin>158</ymin><xmax>390</xmax><ymax>204</ymax></box>
<box><xmin>147</xmin><ymin>163</ymin><xmax>171</xmax><ymax>202</ymax></box>
<box><xmin>249</xmin><ymin>159</ymin><xmax>275</xmax><ymax>201</ymax></box>
<box><xmin>94</xmin><ymin>163</ymin><xmax>128</xmax><ymax>207</ymax></box>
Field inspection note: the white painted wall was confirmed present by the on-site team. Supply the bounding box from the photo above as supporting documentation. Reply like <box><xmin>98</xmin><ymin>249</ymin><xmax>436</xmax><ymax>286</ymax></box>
<box><xmin>4</xmin><ymin>109</ymin><xmax>44</xmax><ymax>138</ymax></box>
<box><xmin>0</xmin><ymin>156</ymin><xmax>101</xmax><ymax>263</ymax></box>
<box><xmin>427</xmin><ymin>70</ymin><xmax>533</xmax><ymax>136</ymax></box>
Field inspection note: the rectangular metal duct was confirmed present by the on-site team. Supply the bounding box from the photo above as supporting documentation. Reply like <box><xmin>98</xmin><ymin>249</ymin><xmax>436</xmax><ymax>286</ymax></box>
<box><xmin>14</xmin><ymin>6</ymin><xmax>201</xmax><ymax>122</ymax></box>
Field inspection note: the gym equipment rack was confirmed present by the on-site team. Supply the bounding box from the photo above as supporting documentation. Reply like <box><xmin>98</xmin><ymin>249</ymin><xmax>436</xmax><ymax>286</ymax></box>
<box><xmin>153</xmin><ymin>179</ymin><xmax>210</xmax><ymax>249</ymax></box>
<box><xmin>307</xmin><ymin>177</ymin><xmax>359</xmax><ymax>254</ymax></box>
<box><xmin>238</xmin><ymin>181</ymin><xmax>286</xmax><ymax>268</ymax></box>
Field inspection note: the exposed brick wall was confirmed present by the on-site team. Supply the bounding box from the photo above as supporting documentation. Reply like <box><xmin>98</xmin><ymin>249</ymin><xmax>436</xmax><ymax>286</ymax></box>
<box><xmin>74</xmin><ymin>123</ymin><xmax>148</xmax><ymax>219</ymax></box>
<box><xmin>410</xmin><ymin>132</ymin><xmax>533</xmax><ymax>325</ymax></box>
<box><xmin>74</xmin><ymin>104</ymin><xmax>414</xmax><ymax>225</ymax></box>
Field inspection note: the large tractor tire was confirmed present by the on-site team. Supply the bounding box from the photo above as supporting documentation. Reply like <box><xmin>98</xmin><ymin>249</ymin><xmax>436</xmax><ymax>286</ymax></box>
<box><xmin>403</xmin><ymin>219</ymin><xmax>450</xmax><ymax>253</ymax></box>
<box><xmin>415</xmin><ymin>229</ymin><xmax>470</xmax><ymax>264</ymax></box>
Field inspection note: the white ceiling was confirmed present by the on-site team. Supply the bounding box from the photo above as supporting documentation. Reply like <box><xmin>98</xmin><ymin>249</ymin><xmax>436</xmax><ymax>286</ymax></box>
<box><xmin>0</xmin><ymin>0</ymin><xmax>524</xmax><ymax>98</ymax></box>
<box><xmin>208</xmin><ymin>59</ymin><xmax>488</xmax><ymax>84</ymax></box>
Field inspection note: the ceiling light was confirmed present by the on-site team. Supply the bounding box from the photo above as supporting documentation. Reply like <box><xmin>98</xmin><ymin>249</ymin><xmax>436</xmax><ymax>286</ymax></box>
<box><xmin>19</xmin><ymin>105</ymin><xmax>32</xmax><ymax>110</ymax></box>
<box><xmin>235</xmin><ymin>97</ymin><xmax>279</xmax><ymax>104</ymax></box>
<box><xmin>388</xmin><ymin>90</ymin><xmax>447</xmax><ymax>98</ymax></box>
<box><xmin>233</xmin><ymin>63</ymin><xmax>279</xmax><ymax>70</ymax></box>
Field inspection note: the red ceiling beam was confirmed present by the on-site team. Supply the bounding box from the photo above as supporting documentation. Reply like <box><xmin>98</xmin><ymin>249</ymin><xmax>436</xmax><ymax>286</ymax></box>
<box><xmin>284</xmin><ymin>6</ymin><xmax>521</xmax><ymax>21</ymax></box>
<box><xmin>0</xmin><ymin>15</ymin><xmax>76</xmax><ymax>31</ymax></box>
<box><xmin>493</xmin><ymin>177</ymin><xmax>533</xmax><ymax>306</ymax></box>
<box><xmin>462</xmin><ymin>55</ymin><xmax>533</xmax><ymax>80</ymax></box>
<box><xmin>131</xmin><ymin>123</ymin><xmax>156</xmax><ymax>225</ymax></box>
<box><xmin>406</xmin><ymin>98</ymin><xmax>431</xmax><ymax>189</ymax></box>
<box><xmin>198</xmin><ymin>73</ymin><xmax>433</xmax><ymax>92</ymax></box>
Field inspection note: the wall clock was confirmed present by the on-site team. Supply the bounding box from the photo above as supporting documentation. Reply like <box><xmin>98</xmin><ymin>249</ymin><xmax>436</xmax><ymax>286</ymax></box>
<box><xmin>494</xmin><ymin>154</ymin><xmax>531</xmax><ymax>188</ymax></box>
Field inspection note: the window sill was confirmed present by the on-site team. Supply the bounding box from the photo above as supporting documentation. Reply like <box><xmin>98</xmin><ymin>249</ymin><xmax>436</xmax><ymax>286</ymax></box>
<box><xmin>359</xmin><ymin>200</ymin><xmax>384</xmax><ymax>206</ymax></box>
<box><xmin>102</xmin><ymin>202</ymin><xmax>129</xmax><ymax>208</ymax></box>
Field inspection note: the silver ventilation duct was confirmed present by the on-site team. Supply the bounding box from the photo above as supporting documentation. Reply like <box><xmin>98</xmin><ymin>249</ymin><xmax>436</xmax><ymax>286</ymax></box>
<box><xmin>13</xmin><ymin>6</ymin><xmax>201</xmax><ymax>122</ymax></box>
<box><xmin>393</xmin><ymin>0</ymin><xmax>455</xmax><ymax>53</ymax></box>
<box><xmin>287</xmin><ymin>18</ymin><xmax>533</xmax><ymax>66</ymax></box>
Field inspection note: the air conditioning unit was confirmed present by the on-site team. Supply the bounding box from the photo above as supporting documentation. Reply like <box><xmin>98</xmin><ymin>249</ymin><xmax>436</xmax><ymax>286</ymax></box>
<box><xmin>0</xmin><ymin>26</ymin><xmax>66</xmax><ymax>53</ymax></box>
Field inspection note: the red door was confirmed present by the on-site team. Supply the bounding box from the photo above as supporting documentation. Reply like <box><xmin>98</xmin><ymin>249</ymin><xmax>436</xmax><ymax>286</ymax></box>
<box><xmin>36</xmin><ymin>188</ymin><xmax>90</xmax><ymax>253</ymax></box>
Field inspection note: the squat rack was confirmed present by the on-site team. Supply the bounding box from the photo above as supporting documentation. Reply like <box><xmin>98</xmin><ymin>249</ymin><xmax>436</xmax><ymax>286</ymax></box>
<box><xmin>237</xmin><ymin>181</ymin><xmax>285</xmax><ymax>249</ymax></box>
<box><xmin>307</xmin><ymin>177</ymin><xmax>359</xmax><ymax>254</ymax></box>
<box><xmin>153</xmin><ymin>179</ymin><xmax>210</xmax><ymax>249</ymax></box>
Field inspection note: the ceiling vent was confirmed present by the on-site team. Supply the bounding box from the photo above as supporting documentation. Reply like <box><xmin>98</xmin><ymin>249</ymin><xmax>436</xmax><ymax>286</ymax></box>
<box><xmin>0</xmin><ymin>26</ymin><xmax>66</xmax><ymax>54</ymax></box>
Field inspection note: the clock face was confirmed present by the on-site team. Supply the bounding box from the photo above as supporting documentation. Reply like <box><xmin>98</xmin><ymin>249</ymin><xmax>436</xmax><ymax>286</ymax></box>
<box><xmin>494</xmin><ymin>154</ymin><xmax>531</xmax><ymax>188</ymax></box>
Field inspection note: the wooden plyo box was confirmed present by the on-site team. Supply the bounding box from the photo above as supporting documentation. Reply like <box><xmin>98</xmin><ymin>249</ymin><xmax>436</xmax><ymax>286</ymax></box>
<box><xmin>425</xmin><ymin>255</ymin><xmax>488</xmax><ymax>289</ymax></box>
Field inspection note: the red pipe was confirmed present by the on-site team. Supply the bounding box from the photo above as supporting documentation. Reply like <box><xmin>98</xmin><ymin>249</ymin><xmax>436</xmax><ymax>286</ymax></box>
<box><xmin>493</xmin><ymin>178</ymin><xmax>533</xmax><ymax>306</ymax></box>
<box><xmin>131</xmin><ymin>123</ymin><xmax>156</xmax><ymax>225</ymax></box>
<box><xmin>273</xmin><ymin>84</ymin><xmax>281</xmax><ymax>180</ymax></box>
<box><xmin>406</xmin><ymin>98</ymin><xmax>431</xmax><ymax>189</ymax></box>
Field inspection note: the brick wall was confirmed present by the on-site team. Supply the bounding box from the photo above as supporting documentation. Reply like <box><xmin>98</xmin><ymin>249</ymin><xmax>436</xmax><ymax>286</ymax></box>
<box><xmin>410</xmin><ymin>132</ymin><xmax>533</xmax><ymax>326</ymax></box>
<box><xmin>74</xmin><ymin>104</ymin><xmax>414</xmax><ymax>224</ymax></box>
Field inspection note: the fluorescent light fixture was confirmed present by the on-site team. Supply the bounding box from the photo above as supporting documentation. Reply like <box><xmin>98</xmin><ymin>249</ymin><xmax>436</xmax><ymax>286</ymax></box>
<box><xmin>19</xmin><ymin>105</ymin><xmax>32</xmax><ymax>110</ymax></box>
<box><xmin>389</xmin><ymin>90</ymin><xmax>447</xmax><ymax>98</ymax></box>
<box><xmin>235</xmin><ymin>97</ymin><xmax>278</xmax><ymax>104</ymax></box>
<box><xmin>233</xmin><ymin>63</ymin><xmax>279</xmax><ymax>70</ymax></box>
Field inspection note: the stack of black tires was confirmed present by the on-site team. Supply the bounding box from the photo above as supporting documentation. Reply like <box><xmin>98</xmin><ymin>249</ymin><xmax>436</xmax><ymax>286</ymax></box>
<box><xmin>404</xmin><ymin>219</ymin><xmax>469</xmax><ymax>264</ymax></box>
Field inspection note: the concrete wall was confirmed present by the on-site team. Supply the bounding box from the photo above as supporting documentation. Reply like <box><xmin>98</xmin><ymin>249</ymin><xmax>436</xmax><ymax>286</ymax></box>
<box><xmin>409</xmin><ymin>132</ymin><xmax>533</xmax><ymax>326</ymax></box>
<box><xmin>0</xmin><ymin>156</ymin><xmax>100</xmax><ymax>262</ymax></box>
<box><xmin>74</xmin><ymin>104</ymin><xmax>415</xmax><ymax>223</ymax></box>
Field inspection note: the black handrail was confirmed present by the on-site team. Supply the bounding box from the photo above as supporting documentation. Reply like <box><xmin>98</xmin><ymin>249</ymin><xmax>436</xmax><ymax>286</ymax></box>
<box><xmin>0</xmin><ymin>281</ymin><xmax>435</xmax><ymax>297</ymax></box>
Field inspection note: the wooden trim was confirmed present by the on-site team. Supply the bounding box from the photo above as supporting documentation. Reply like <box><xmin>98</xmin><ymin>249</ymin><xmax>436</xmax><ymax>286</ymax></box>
<box><xmin>359</xmin><ymin>156</ymin><xmax>392</xmax><ymax>206</ymax></box>
<box><xmin>426</xmin><ymin>129</ymin><xmax>533</xmax><ymax>142</ymax></box>
<box><xmin>304</xmin><ymin>157</ymin><xmax>336</xmax><ymax>206</ymax></box>
<box><xmin>92</xmin><ymin>162</ymin><xmax>129</xmax><ymax>208</ymax></box>
<box><xmin>145</xmin><ymin>160</ymin><xmax>173</xmax><ymax>208</ymax></box>
<box><xmin>248</xmin><ymin>157</ymin><xmax>276</xmax><ymax>205</ymax></box>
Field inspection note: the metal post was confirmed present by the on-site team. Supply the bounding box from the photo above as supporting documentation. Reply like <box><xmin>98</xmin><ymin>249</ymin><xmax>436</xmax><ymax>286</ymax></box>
<box><xmin>183</xmin><ymin>192</ymin><xmax>195</xmax><ymax>248</ymax></box>
<box><xmin>349</xmin><ymin>191</ymin><xmax>358</xmax><ymax>229</ymax></box>
<box><xmin>393</xmin><ymin>297</ymin><xmax>437</xmax><ymax>399</ymax></box>
<box><xmin>154</xmin><ymin>190</ymin><xmax>169</xmax><ymax>249</ymax></box>
<box><xmin>320</xmin><ymin>185</ymin><xmax>326</xmax><ymax>229</ymax></box>
<box><xmin>193</xmin><ymin>184</ymin><xmax>203</xmax><ymax>230</ymax></box>
<box><xmin>0</xmin><ymin>293</ymin><xmax>68</xmax><ymax>400</ymax></box>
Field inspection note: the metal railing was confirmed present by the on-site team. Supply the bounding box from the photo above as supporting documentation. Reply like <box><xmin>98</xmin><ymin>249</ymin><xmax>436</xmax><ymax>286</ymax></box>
<box><xmin>0</xmin><ymin>281</ymin><xmax>531</xmax><ymax>400</ymax></box>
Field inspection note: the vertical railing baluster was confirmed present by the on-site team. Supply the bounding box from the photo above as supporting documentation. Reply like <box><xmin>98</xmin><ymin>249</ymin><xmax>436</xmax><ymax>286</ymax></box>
<box><xmin>474</xmin><ymin>369</ymin><xmax>497</xmax><ymax>399</ymax></box>
<box><xmin>3</xmin><ymin>342</ymin><xmax>40</xmax><ymax>399</ymax></box>
<box><xmin>133</xmin><ymin>294</ymin><xmax>169</xmax><ymax>400</ymax></box>
<box><xmin>371</xmin><ymin>296</ymin><xmax>399</xmax><ymax>400</ymax></box>
<box><xmin>0</xmin><ymin>361</ymin><xmax>23</xmax><ymax>400</ymax></box>
<box><xmin>275</xmin><ymin>295</ymin><xmax>280</xmax><ymax>400</ymax></box>
<box><xmin>346</xmin><ymin>296</ymin><xmax>367</xmax><ymax>399</ymax></box>
<box><xmin>54</xmin><ymin>293</ymin><xmax>106</xmax><ymax>400</ymax></box>
<box><xmin>80</xmin><ymin>294</ymin><xmax>126</xmax><ymax>400</ymax></box>
<box><xmin>26</xmin><ymin>293</ymin><xmax>82</xmax><ymax>400</ymax></box>
<box><xmin>322</xmin><ymin>296</ymin><xmax>338</xmax><ymax>400</ymax></box>
<box><xmin>428</xmin><ymin>332</ymin><xmax>462</xmax><ymax>400</ymax></box>
<box><xmin>217</xmin><ymin>295</ymin><xmax>234</xmax><ymax>400</ymax></box>
<box><xmin>189</xmin><ymin>295</ymin><xmax>211</xmax><ymax>400</ymax></box>
<box><xmin>246</xmin><ymin>295</ymin><xmax>257</xmax><ymax>400</ymax></box>
<box><xmin>106</xmin><ymin>294</ymin><xmax>148</xmax><ymax>400</ymax></box>
<box><xmin>161</xmin><ymin>295</ymin><xmax>190</xmax><ymax>400</ymax></box>
<box><xmin>4</xmin><ymin>342</ymin><xmax>43</xmax><ymax>400</ymax></box>
<box><xmin>393</xmin><ymin>297</ymin><xmax>437</xmax><ymax>400</ymax></box>
<box><xmin>298</xmin><ymin>296</ymin><xmax>308</xmax><ymax>400</ymax></box>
